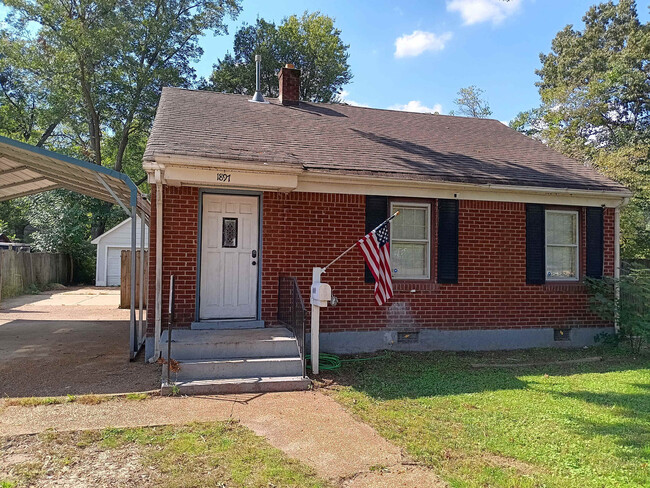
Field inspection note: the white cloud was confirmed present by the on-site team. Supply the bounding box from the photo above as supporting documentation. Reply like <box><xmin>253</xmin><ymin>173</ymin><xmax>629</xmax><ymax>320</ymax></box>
<box><xmin>447</xmin><ymin>0</ymin><xmax>521</xmax><ymax>26</ymax></box>
<box><xmin>337</xmin><ymin>90</ymin><xmax>370</xmax><ymax>108</ymax></box>
<box><xmin>388</xmin><ymin>101</ymin><xmax>443</xmax><ymax>114</ymax></box>
<box><xmin>394</xmin><ymin>30</ymin><xmax>452</xmax><ymax>58</ymax></box>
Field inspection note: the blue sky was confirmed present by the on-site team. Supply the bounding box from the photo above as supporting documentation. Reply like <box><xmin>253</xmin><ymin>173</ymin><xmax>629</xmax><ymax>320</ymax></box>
<box><xmin>2</xmin><ymin>1</ymin><xmax>648</xmax><ymax>124</ymax></box>
<box><xmin>195</xmin><ymin>0</ymin><xmax>649</xmax><ymax>123</ymax></box>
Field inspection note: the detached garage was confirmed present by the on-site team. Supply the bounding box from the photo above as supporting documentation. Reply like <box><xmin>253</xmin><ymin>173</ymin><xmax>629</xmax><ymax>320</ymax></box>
<box><xmin>92</xmin><ymin>216</ymin><xmax>149</xmax><ymax>286</ymax></box>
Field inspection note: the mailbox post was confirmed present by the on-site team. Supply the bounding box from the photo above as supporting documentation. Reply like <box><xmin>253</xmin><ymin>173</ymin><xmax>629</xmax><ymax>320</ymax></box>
<box><xmin>310</xmin><ymin>267</ymin><xmax>331</xmax><ymax>374</ymax></box>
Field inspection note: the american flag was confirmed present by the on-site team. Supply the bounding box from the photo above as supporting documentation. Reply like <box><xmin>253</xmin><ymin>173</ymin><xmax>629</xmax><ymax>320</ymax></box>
<box><xmin>356</xmin><ymin>221</ymin><xmax>393</xmax><ymax>305</ymax></box>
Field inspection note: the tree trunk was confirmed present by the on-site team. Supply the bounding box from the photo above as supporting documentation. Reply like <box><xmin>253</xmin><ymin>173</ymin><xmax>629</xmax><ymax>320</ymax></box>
<box><xmin>36</xmin><ymin>121</ymin><xmax>59</xmax><ymax>147</ymax></box>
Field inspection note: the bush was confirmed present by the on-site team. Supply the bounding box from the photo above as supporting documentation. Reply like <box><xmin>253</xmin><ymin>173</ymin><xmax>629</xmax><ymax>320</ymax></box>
<box><xmin>587</xmin><ymin>268</ymin><xmax>650</xmax><ymax>353</ymax></box>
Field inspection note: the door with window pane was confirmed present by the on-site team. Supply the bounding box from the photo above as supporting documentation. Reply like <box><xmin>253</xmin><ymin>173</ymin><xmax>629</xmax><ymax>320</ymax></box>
<box><xmin>200</xmin><ymin>194</ymin><xmax>259</xmax><ymax>319</ymax></box>
<box><xmin>390</xmin><ymin>203</ymin><xmax>431</xmax><ymax>280</ymax></box>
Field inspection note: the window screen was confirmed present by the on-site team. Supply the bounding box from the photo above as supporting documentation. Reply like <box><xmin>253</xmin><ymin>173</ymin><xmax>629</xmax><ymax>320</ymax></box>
<box><xmin>390</xmin><ymin>203</ymin><xmax>430</xmax><ymax>279</ymax></box>
<box><xmin>545</xmin><ymin>210</ymin><xmax>578</xmax><ymax>280</ymax></box>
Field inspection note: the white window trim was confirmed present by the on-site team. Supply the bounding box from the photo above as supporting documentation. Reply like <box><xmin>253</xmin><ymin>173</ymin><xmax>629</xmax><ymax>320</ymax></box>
<box><xmin>390</xmin><ymin>201</ymin><xmax>431</xmax><ymax>280</ymax></box>
<box><xmin>545</xmin><ymin>209</ymin><xmax>579</xmax><ymax>282</ymax></box>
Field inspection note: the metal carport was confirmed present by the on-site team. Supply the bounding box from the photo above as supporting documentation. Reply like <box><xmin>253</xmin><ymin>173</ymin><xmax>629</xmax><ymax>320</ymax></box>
<box><xmin>0</xmin><ymin>134</ymin><xmax>150</xmax><ymax>359</ymax></box>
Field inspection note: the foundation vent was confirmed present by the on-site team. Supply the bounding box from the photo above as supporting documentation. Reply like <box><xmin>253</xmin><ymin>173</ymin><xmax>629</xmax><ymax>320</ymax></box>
<box><xmin>397</xmin><ymin>331</ymin><xmax>419</xmax><ymax>344</ymax></box>
<box><xmin>554</xmin><ymin>328</ymin><xmax>571</xmax><ymax>341</ymax></box>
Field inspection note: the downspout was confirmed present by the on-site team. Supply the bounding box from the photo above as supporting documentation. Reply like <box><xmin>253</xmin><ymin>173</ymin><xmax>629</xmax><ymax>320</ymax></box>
<box><xmin>150</xmin><ymin>169</ymin><xmax>163</xmax><ymax>362</ymax></box>
<box><xmin>613</xmin><ymin>197</ymin><xmax>628</xmax><ymax>334</ymax></box>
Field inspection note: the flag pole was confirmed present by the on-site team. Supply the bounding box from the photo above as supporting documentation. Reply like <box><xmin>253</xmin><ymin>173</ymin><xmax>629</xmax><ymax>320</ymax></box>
<box><xmin>322</xmin><ymin>211</ymin><xmax>399</xmax><ymax>272</ymax></box>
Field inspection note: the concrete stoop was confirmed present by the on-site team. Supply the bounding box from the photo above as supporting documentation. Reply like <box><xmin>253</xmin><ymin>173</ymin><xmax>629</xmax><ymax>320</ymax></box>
<box><xmin>160</xmin><ymin>325</ymin><xmax>310</xmax><ymax>395</ymax></box>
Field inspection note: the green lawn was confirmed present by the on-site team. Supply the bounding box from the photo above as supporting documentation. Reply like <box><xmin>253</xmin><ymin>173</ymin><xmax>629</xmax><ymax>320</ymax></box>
<box><xmin>322</xmin><ymin>347</ymin><xmax>650</xmax><ymax>488</ymax></box>
<box><xmin>1</xmin><ymin>421</ymin><xmax>330</xmax><ymax>488</ymax></box>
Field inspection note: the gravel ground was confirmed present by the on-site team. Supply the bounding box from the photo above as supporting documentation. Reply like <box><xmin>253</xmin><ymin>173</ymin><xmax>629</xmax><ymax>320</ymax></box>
<box><xmin>0</xmin><ymin>287</ymin><xmax>160</xmax><ymax>398</ymax></box>
<box><xmin>1</xmin><ymin>433</ymin><xmax>160</xmax><ymax>487</ymax></box>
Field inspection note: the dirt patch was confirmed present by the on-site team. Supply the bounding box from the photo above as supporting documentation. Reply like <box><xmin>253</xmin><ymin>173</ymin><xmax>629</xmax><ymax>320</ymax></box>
<box><xmin>343</xmin><ymin>464</ymin><xmax>448</xmax><ymax>487</ymax></box>
<box><xmin>1</xmin><ymin>433</ymin><xmax>159</xmax><ymax>487</ymax></box>
<box><xmin>481</xmin><ymin>452</ymin><xmax>541</xmax><ymax>476</ymax></box>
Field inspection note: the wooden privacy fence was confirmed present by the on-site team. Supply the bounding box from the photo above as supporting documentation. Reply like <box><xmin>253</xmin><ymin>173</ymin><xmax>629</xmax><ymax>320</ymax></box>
<box><xmin>0</xmin><ymin>250</ymin><xmax>70</xmax><ymax>300</ymax></box>
<box><xmin>120</xmin><ymin>249</ymin><xmax>148</xmax><ymax>309</ymax></box>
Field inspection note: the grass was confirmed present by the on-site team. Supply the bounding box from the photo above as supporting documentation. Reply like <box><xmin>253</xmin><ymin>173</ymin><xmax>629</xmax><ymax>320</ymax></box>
<box><xmin>321</xmin><ymin>346</ymin><xmax>650</xmax><ymax>488</ymax></box>
<box><xmin>124</xmin><ymin>392</ymin><xmax>149</xmax><ymax>401</ymax></box>
<box><xmin>3</xmin><ymin>393</ymin><xmax>149</xmax><ymax>407</ymax></box>
<box><xmin>4</xmin><ymin>397</ymin><xmax>63</xmax><ymax>407</ymax></box>
<box><xmin>2</xmin><ymin>422</ymin><xmax>330</xmax><ymax>488</ymax></box>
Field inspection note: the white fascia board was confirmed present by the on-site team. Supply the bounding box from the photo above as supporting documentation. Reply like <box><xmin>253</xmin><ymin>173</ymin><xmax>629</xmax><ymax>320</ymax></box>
<box><xmin>296</xmin><ymin>173</ymin><xmax>630</xmax><ymax>208</ymax></box>
<box><xmin>148</xmin><ymin>162</ymin><xmax>298</xmax><ymax>191</ymax></box>
<box><xmin>142</xmin><ymin>157</ymin><xmax>630</xmax><ymax>208</ymax></box>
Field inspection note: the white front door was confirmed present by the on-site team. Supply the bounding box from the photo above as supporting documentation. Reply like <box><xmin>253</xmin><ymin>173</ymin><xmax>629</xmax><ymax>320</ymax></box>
<box><xmin>200</xmin><ymin>194</ymin><xmax>259</xmax><ymax>320</ymax></box>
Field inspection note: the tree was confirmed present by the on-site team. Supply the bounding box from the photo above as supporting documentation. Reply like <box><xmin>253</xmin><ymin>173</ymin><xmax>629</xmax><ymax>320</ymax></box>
<box><xmin>511</xmin><ymin>0</ymin><xmax>650</xmax><ymax>258</ymax></box>
<box><xmin>451</xmin><ymin>85</ymin><xmax>492</xmax><ymax>118</ymax></box>
<box><xmin>0</xmin><ymin>33</ymin><xmax>68</xmax><ymax>146</ymax></box>
<box><xmin>2</xmin><ymin>0</ymin><xmax>241</xmax><ymax>173</ymax></box>
<box><xmin>1</xmin><ymin>0</ymin><xmax>241</xmax><ymax>242</ymax></box>
<box><xmin>205</xmin><ymin>12</ymin><xmax>352</xmax><ymax>103</ymax></box>
<box><xmin>27</xmin><ymin>190</ymin><xmax>125</xmax><ymax>282</ymax></box>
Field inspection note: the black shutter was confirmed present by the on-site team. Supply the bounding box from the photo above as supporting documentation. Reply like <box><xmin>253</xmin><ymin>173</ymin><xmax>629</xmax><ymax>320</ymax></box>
<box><xmin>365</xmin><ymin>196</ymin><xmax>388</xmax><ymax>283</ymax></box>
<box><xmin>526</xmin><ymin>204</ymin><xmax>545</xmax><ymax>285</ymax></box>
<box><xmin>586</xmin><ymin>207</ymin><xmax>604</xmax><ymax>278</ymax></box>
<box><xmin>437</xmin><ymin>199</ymin><xmax>459</xmax><ymax>284</ymax></box>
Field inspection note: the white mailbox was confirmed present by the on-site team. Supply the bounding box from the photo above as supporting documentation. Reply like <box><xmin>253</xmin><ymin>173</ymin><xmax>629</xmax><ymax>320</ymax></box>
<box><xmin>310</xmin><ymin>282</ymin><xmax>332</xmax><ymax>307</ymax></box>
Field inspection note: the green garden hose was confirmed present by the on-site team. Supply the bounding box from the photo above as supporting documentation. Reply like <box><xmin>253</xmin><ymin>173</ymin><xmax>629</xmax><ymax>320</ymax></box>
<box><xmin>306</xmin><ymin>352</ymin><xmax>390</xmax><ymax>371</ymax></box>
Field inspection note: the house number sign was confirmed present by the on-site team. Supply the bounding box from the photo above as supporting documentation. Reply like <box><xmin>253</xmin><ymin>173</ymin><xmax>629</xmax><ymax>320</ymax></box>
<box><xmin>216</xmin><ymin>173</ymin><xmax>231</xmax><ymax>182</ymax></box>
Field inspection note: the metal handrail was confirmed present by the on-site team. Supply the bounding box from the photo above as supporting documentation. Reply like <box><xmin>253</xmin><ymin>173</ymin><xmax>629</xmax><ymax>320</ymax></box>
<box><xmin>277</xmin><ymin>276</ymin><xmax>307</xmax><ymax>377</ymax></box>
<box><xmin>166</xmin><ymin>275</ymin><xmax>175</xmax><ymax>385</ymax></box>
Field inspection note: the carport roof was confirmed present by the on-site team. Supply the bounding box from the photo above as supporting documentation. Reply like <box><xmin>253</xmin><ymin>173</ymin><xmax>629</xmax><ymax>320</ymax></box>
<box><xmin>0</xmin><ymin>135</ymin><xmax>150</xmax><ymax>217</ymax></box>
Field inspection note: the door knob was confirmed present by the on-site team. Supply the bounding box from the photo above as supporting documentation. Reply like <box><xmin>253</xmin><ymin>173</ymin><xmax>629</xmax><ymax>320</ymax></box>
<box><xmin>252</xmin><ymin>261</ymin><xmax>257</xmax><ymax>266</ymax></box>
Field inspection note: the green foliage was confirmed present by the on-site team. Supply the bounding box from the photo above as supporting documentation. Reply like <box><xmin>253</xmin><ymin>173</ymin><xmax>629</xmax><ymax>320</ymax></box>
<box><xmin>2</xmin><ymin>0</ymin><xmax>241</xmax><ymax>169</ymax></box>
<box><xmin>0</xmin><ymin>199</ymin><xmax>29</xmax><ymax>241</ymax></box>
<box><xmin>206</xmin><ymin>12</ymin><xmax>352</xmax><ymax>103</ymax></box>
<box><xmin>450</xmin><ymin>85</ymin><xmax>492</xmax><ymax>118</ymax></box>
<box><xmin>512</xmin><ymin>1</ymin><xmax>650</xmax><ymax>258</ymax></box>
<box><xmin>25</xmin><ymin>190</ymin><xmax>124</xmax><ymax>283</ymax></box>
<box><xmin>326</xmin><ymin>349</ymin><xmax>650</xmax><ymax>488</ymax></box>
<box><xmin>1</xmin><ymin>0</ymin><xmax>241</xmax><ymax>255</ymax></box>
<box><xmin>587</xmin><ymin>269</ymin><xmax>650</xmax><ymax>353</ymax></box>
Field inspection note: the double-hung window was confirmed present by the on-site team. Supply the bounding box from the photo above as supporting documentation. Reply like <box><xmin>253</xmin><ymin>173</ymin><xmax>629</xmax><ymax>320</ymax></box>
<box><xmin>390</xmin><ymin>202</ymin><xmax>431</xmax><ymax>280</ymax></box>
<box><xmin>545</xmin><ymin>210</ymin><xmax>579</xmax><ymax>281</ymax></box>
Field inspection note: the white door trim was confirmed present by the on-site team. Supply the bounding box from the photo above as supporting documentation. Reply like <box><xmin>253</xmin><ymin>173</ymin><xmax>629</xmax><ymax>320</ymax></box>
<box><xmin>196</xmin><ymin>191</ymin><xmax>262</xmax><ymax>321</ymax></box>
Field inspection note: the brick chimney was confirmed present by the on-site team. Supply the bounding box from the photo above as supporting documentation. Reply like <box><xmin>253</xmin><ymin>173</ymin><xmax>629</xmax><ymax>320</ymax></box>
<box><xmin>278</xmin><ymin>64</ymin><xmax>300</xmax><ymax>106</ymax></box>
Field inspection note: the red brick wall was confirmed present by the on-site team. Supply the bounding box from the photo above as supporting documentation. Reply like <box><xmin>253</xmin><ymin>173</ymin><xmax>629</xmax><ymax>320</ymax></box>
<box><xmin>147</xmin><ymin>185</ymin><xmax>199</xmax><ymax>332</ymax></box>
<box><xmin>148</xmin><ymin>188</ymin><xmax>615</xmax><ymax>333</ymax></box>
<box><xmin>261</xmin><ymin>192</ymin><xmax>614</xmax><ymax>332</ymax></box>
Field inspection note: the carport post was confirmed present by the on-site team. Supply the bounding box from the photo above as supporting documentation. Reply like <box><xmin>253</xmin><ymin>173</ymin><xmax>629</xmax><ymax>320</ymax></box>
<box><xmin>130</xmin><ymin>205</ymin><xmax>137</xmax><ymax>359</ymax></box>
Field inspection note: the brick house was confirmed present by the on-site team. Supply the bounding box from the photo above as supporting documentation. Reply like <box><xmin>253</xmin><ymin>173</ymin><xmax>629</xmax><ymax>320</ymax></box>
<box><xmin>143</xmin><ymin>67</ymin><xmax>630</xmax><ymax>393</ymax></box>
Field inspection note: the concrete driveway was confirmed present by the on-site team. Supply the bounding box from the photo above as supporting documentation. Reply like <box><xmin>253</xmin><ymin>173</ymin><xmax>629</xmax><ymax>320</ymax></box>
<box><xmin>0</xmin><ymin>287</ymin><xmax>160</xmax><ymax>398</ymax></box>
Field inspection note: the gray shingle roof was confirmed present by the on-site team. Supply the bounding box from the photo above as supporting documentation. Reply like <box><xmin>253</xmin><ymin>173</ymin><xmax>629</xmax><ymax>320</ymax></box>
<box><xmin>144</xmin><ymin>87</ymin><xmax>627</xmax><ymax>193</ymax></box>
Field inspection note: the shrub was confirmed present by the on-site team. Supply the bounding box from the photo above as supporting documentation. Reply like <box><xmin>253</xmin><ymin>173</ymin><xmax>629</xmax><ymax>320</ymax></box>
<box><xmin>587</xmin><ymin>268</ymin><xmax>650</xmax><ymax>353</ymax></box>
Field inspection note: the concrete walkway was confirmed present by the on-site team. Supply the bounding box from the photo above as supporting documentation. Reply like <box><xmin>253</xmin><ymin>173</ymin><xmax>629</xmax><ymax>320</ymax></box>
<box><xmin>0</xmin><ymin>391</ymin><xmax>446</xmax><ymax>486</ymax></box>
<box><xmin>0</xmin><ymin>287</ymin><xmax>158</xmax><ymax>397</ymax></box>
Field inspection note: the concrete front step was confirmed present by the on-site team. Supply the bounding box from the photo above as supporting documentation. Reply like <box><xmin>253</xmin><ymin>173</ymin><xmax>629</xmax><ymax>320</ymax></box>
<box><xmin>191</xmin><ymin>320</ymin><xmax>265</xmax><ymax>330</ymax></box>
<box><xmin>161</xmin><ymin>327</ymin><xmax>299</xmax><ymax>361</ymax></box>
<box><xmin>161</xmin><ymin>376</ymin><xmax>311</xmax><ymax>395</ymax></box>
<box><xmin>174</xmin><ymin>356</ymin><xmax>303</xmax><ymax>382</ymax></box>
